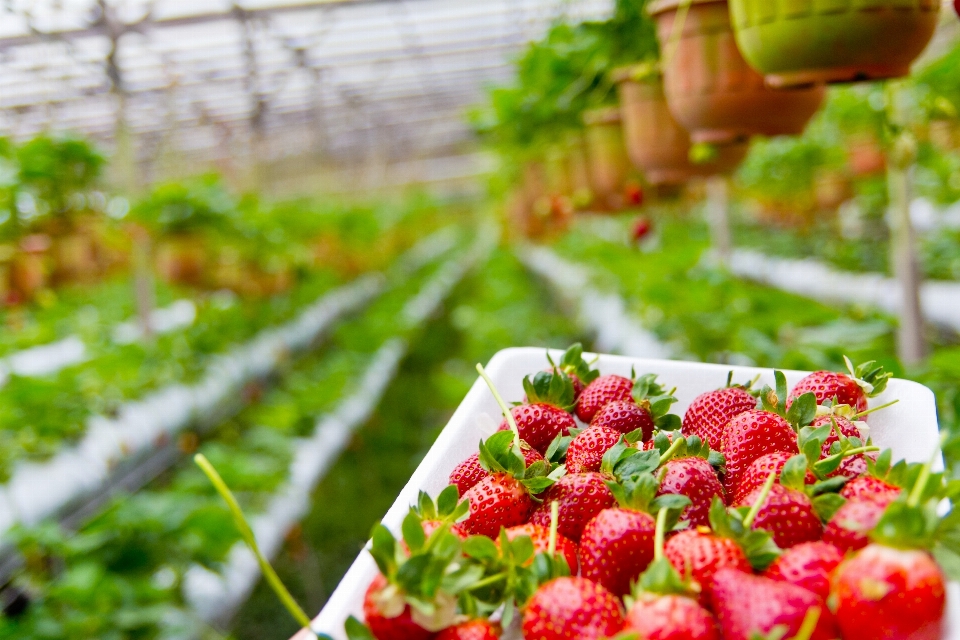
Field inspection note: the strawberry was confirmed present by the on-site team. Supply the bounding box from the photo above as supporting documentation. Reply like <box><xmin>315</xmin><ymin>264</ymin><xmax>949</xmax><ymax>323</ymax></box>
<box><xmin>460</xmin><ymin>432</ymin><xmax>557</xmax><ymax>538</ymax></box>
<box><xmin>763</xmin><ymin>541</ymin><xmax>843</xmax><ymax>600</ymax></box>
<box><xmin>436</xmin><ymin>620</ymin><xmax>500</xmax><ymax>640</ymax></box>
<box><xmin>421</xmin><ymin>519</ymin><xmax>468</xmax><ymax>541</ymax></box>
<box><xmin>576</xmin><ymin>373</ymin><xmax>679</xmax><ymax>432</ymax></box>
<box><xmin>590</xmin><ymin>400</ymin><xmax>656</xmax><ymax>439</ymax></box>
<box><xmin>565</xmin><ymin>425</ymin><xmax>623</xmax><ymax>474</ymax></box>
<box><xmin>732</xmin><ymin>451</ymin><xmax>815</xmax><ymax>506</ymax></box>
<box><xmin>497</xmin><ymin>370</ymin><xmax>577</xmax><ymax>453</ymax></box>
<box><xmin>832</xmin><ymin>545</ymin><xmax>946</xmax><ymax>640</ymax></box>
<box><xmin>840</xmin><ymin>475</ymin><xmax>901</xmax><ymax>503</ymax></box>
<box><xmin>721</xmin><ymin>410</ymin><xmax>798</xmax><ymax>494</ymax></box>
<box><xmin>663</xmin><ymin>529</ymin><xmax>751</xmax><ymax>601</ymax></box>
<box><xmin>503</xmin><ymin>523</ymin><xmax>579</xmax><ymax>574</ymax></box>
<box><xmin>737</xmin><ymin>482</ymin><xmax>822</xmax><ymax>550</ymax></box>
<box><xmin>624</xmin><ymin>506</ymin><xmax>721</xmax><ymax>640</ymax></box>
<box><xmin>530</xmin><ymin>472</ymin><xmax>615</xmax><ymax>542</ymax></box>
<box><xmin>651</xmin><ymin>434</ymin><xmax>724</xmax><ymax>527</ymax></box>
<box><xmin>546</xmin><ymin>343</ymin><xmax>599</xmax><ymax>401</ymax></box>
<box><xmin>449</xmin><ymin>444</ymin><xmax>544</xmax><ymax>496</ymax></box>
<box><xmin>579</xmin><ymin>507</ymin><xmax>656</xmax><ymax>597</ymax></box>
<box><xmin>710</xmin><ymin>568</ymin><xmax>839</xmax><ymax>640</ymax></box>
<box><xmin>521</xmin><ymin>577</ymin><xmax>625</xmax><ymax>640</ymax></box>
<box><xmin>363</xmin><ymin>573</ymin><xmax>435</xmax><ymax>640</ymax></box>
<box><xmin>822</xmin><ymin>497</ymin><xmax>889</xmax><ymax>553</ymax></box>
<box><xmin>682</xmin><ymin>375</ymin><xmax>759</xmax><ymax>450</ymax></box>
<box><xmin>788</xmin><ymin>357</ymin><xmax>891</xmax><ymax>416</ymax></box>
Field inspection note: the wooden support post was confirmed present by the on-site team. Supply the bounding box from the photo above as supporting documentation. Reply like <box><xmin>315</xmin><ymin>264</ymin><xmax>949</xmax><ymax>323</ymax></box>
<box><xmin>706</xmin><ymin>175</ymin><xmax>731</xmax><ymax>267</ymax></box>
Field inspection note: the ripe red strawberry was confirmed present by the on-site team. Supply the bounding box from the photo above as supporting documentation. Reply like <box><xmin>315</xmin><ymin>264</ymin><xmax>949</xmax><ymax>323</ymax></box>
<box><xmin>840</xmin><ymin>475</ymin><xmax>901</xmax><ymax>503</ymax></box>
<box><xmin>521</xmin><ymin>577</ymin><xmax>625</xmax><ymax>640</ymax></box>
<box><xmin>503</xmin><ymin>523</ymin><xmax>579</xmax><ymax>574</ymax></box>
<box><xmin>363</xmin><ymin>573</ymin><xmax>434</xmax><ymax>640</ymax></box>
<box><xmin>498</xmin><ymin>404</ymin><xmax>575</xmax><ymax>454</ymax></box>
<box><xmin>810</xmin><ymin>413</ymin><xmax>875</xmax><ymax>479</ymax></box>
<box><xmin>732</xmin><ymin>451</ymin><xmax>816</xmax><ymax>505</ymax></box>
<box><xmin>624</xmin><ymin>593</ymin><xmax>720</xmax><ymax>640</ymax></box>
<box><xmin>579</xmin><ymin>507</ymin><xmax>656</xmax><ymax>597</ymax></box>
<box><xmin>657</xmin><ymin>456</ymin><xmax>723</xmax><ymax>527</ymax></box>
<box><xmin>576</xmin><ymin>374</ymin><xmax>635</xmax><ymax>422</ymax></box>
<box><xmin>822</xmin><ymin>497</ymin><xmax>890</xmax><ymax>553</ymax></box>
<box><xmin>664</xmin><ymin>529</ymin><xmax>751</xmax><ymax>601</ymax></box>
<box><xmin>682</xmin><ymin>385</ymin><xmax>757</xmax><ymax>451</ymax></box>
<box><xmin>566</xmin><ymin>425</ymin><xmax>623</xmax><ymax>474</ymax></box>
<box><xmin>530</xmin><ymin>472</ymin><xmax>615</xmax><ymax>542</ymax></box>
<box><xmin>461</xmin><ymin>473</ymin><xmax>533</xmax><ymax>539</ymax></box>
<box><xmin>436</xmin><ymin>619</ymin><xmax>500</xmax><ymax>640</ymax></box>
<box><xmin>448</xmin><ymin>445</ymin><xmax>544</xmax><ymax>495</ymax></box>
<box><xmin>832</xmin><ymin>545</ymin><xmax>946</xmax><ymax>640</ymax></box>
<box><xmin>721</xmin><ymin>410</ymin><xmax>798</xmax><ymax>494</ymax></box>
<box><xmin>763</xmin><ymin>541</ymin><xmax>843</xmax><ymax>600</ymax></box>
<box><xmin>737</xmin><ymin>482</ymin><xmax>822</xmax><ymax>550</ymax></box>
<box><xmin>590</xmin><ymin>400</ymin><xmax>655</xmax><ymax>440</ymax></box>
<box><xmin>788</xmin><ymin>359</ymin><xmax>890</xmax><ymax>417</ymax></box>
<box><xmin>710</xmin><ymin>569</ymin><xmax>839</xmax><ymax>640</ymax></box>
<box><xmin>545</xmin><ymin>343</ymin><xmax>598</xmax><ymax>401</ymax></box>
<box><xmin>420</xmin><ymin>519</ymin><xmax>468</xmax><ymax>541</ymax></box>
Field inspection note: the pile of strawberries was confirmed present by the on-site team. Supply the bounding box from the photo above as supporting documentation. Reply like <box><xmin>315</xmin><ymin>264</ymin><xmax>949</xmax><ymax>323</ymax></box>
<box><xmin>346</xmin><ymin>345</ymin><xmax>960</xmax><ymax>640</ymax></box>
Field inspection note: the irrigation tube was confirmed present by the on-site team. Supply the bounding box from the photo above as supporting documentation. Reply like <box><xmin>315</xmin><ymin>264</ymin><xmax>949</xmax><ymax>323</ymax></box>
<box><xmin>518</xmin><ymin>245</ymin><xmax>675</xmax><ymax>360</ymax></box>
<box><xmin>728</xmin><ymin>249</ymin><xmax>960</xmax><ymax>335</ymax></box>
<box><xmin>181</xmin><ymin>230</ymin><xmax>496</xmax><ymax>626</ymax></box>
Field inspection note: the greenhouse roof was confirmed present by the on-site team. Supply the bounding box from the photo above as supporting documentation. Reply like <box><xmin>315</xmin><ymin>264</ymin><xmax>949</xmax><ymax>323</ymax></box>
<box><xmin>0</xmin><ymin>0</ymin><xmax>611</xmax><ymax>184</ymax></box>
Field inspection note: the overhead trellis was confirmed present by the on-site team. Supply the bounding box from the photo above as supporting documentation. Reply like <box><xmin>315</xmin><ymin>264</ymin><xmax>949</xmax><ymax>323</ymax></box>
<box><xmin>0</xmin><ymin>0</ymin><xmax>611</xmax><ymax>187</ymax></box>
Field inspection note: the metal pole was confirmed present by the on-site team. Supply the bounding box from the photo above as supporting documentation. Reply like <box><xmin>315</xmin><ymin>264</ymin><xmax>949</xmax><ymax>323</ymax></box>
<box><xmin>706</xmin><ymin>175</ymin><xmax>732</xmax><ymax>267</ymax></box>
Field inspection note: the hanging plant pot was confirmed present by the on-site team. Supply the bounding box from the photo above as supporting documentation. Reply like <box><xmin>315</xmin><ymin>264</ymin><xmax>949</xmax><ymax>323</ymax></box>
<box><xmin>582</xmin><ymin>107</ymin><xmax>631</xmax><ymax>211</ymax></box>
<box><xmin>51</xmin><ymin>232</ymin><xmax>99</xmax><ymax>284</ymax></box>
<box><xmin>649</xmin><ymin>0</ymin><xmax>825</xmax><ymax>144</ymax></box>
<box><xmin>612</xmin><ymin>67</ymin><xmax>746</xmax><ymax>185</ymax></box>
<box><xmin>565</xmin><ymin>133</ymin><xmax>594</xmax><ymax>210</ymax></box>
<box><xmin>11</xmin><ymin>234</ymin><xmax>50</xmax><ymax>301</ymax></box>
<box><xmin>728</xmin><ymin>0</ymin><xmax>939</xmax><ymax>88</ymax></box>
<box><xmin>155</xmin><ymin>234</ymin><xmax>207</xmax><ymax>287</ymax></box>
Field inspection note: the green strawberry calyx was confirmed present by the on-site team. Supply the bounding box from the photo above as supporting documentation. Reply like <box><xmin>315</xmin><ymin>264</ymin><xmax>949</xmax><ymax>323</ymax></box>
<box><xmin>843</xmin><ymin>355</ymin><xmax>892</xmax><ymax>398</ymax></box>
<box><xmin>724</xmin><ymin>370</ymin><xmax>763</xmax><ymax>398</ymax></box>
<box><xmin>633</xmin><ymin>373</ymin><xmax>682</xmax><ymax>431</ymax></box>
<box><xmin>523</xmin><ymin>370</ymin><xmax>576</xmax><ymax>410</ymax></box>
<box><xmin>709</xmin><ymin>473</ymin><xmax>782</xmax><ymax>571</ymax></box>
<box><xmin>761</xmin><ymin>370</ymin><xmax>817</xmax><ymax>431</ymax></box>
<box><xmin>649</xmin><ymin>432</ymin><xmax>726</xmax><ymax>471</ymax></box>
<box><xmin>627</xmin><ymin>503</ymin><xmax>698</xmax><ymax>604</ymax></box>
<box><xmin>547</xmin><ymin>342</ymin><xmax>600</xmax><ymax>387</ymax></box>
<box><xmin>478</xmin><ymin>430</ymin><xmax>563</xmax><ymax>494</ymax></box>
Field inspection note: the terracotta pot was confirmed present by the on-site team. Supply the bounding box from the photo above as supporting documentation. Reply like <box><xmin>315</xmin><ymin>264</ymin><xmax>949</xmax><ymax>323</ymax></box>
<box><xmin>848</xmin><ymin>134</ymin><xmax>886</xmax><ymax>177</ymax></box>
<box><xmin>583</xmin><ymin>107</ymin><xmax>631</xmax><ymax>211</ymax></box>
<box><xmin>729</xmin><ymin>0</ymin><xmax>939</xmax><ymax>88</ymax></box>
<box><xmin>649</xmin><ymin>0</ymin><xmax>825</xmax><ymax>144</ymax></box>
<box><xmin>11</xmin><ymin>235</ymin><xmax>50</xmax><ymax>299</ymax></box>
<box><xmin>613</xmin><ymin>69</ymin><xmax>747</xmax><ymax>185</ymax></box>
<box><xmin>565</xmin><ymin>133</ymin><xmax>594</xmax><ymax>209</ymax></box>
<box><xmin>51</xmin><ymin>232</ymin><xmax>99</xmax><ymax>284</ymax></box>
<box><xmin>155</xmin><ymin>235</ymin><xmax>206</xmax><ymax>286</ymax></box>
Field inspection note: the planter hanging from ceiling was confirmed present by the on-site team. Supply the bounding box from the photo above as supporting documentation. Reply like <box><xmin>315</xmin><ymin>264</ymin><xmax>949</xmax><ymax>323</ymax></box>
<box><xmin>728</xmin><ymin>0</ymin><xmax>940</xmax><ymax>88</ymax></box>
<box><xmin>582</xmin><ymin>107</ymin><xmax>632</xmax><ymax>211</ymax></box>
<box><xmin>612</xmin><ymin>67</ymin><xmax>746</xmax><ymax>185</ymax></box>
<box><xmin>649</xmin><ymin>0</ymin><xmax>825</xmax><ymax>144</ymax></box>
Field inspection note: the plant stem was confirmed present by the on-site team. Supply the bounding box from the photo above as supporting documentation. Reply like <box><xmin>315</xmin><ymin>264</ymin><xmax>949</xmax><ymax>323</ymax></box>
<box><xmin>548</xmin><ymin>500</ymin><xmax>559</xmax><ymax>558</ymax></box>
<box><xmin>907</xmin><ymin>450</ymin><xmax>939</xmax><ymax>508</ymax></box>
<box><xmin>743</xmin><ymin>470</ymin><xmax>777</xmax><ymax>529</ymax></box>
<box><xmin>852</xmin><ymin>399</ymin><xmax>899</xmax><ymax>418</ymax></box>
<box><xmin>194</xmin><ymin>454</ymin><xmax>315</xmax><ymax>634</ymax></box>
<box><xmin>654</xmin><ymin>508</ymin><xmax>668</xmax><ymax>562</ymax></box>
<box><xmin>793</xmin><ymin>606</ymin><xmax>822</xmax><ymax>640</ymax></box>
<box><xmin>476</xmin><ymin>363</ymin><xmax>521</xmax><ymax>449</ymax></box>
<box><xmin>465</xmin><ymin>573</ymin><xmax>508</xmax><ymax>592</ymax></box>
<box><xmin>819</xmin><ymin>446</ymin><xmax>881</xmax><ymax>467</ymax></box>
<box><xmin>658</xmin><ymin>436</ymin><xmax>686</xmax><ymax>466</ymax></box>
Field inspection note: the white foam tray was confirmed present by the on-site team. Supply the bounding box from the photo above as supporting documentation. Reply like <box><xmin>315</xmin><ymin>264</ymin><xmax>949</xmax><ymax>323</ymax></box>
<box><xmin>307</xmin><ymin>347</ymin><xmax>958</xmax><ymax>639</ymax></box>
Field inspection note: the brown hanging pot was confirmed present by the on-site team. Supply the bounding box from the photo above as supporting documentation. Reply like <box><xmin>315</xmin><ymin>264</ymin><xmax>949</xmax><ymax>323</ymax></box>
<box><xmin>728</xmin><ymin>0</ymin><xmax>939</xmax><ymax>88</ymax></box>
<box><xmin>612</xmin><ymin>67</ymin><xmax>746</xmax><ymax>186</ymax></box>
<box><xmin>649</xmin><ymin>0</ymin><xmax>825</xmax><ymax>145</ymax></box>
<box><xmin>582</xmin><ymin>107</ymin><xmax>632</xmax><ymax>211</ymax></box>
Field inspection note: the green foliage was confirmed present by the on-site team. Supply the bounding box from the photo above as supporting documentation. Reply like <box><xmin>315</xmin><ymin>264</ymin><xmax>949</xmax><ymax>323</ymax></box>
<box><xmin>16</xmin><ymin>135</ymin><xmax>105</xmax><ymax>217</ymax></box>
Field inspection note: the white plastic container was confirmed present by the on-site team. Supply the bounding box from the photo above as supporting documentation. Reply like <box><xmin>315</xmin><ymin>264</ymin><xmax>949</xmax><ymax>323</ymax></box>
<box><xmin>306</xmin><ymin>347</ymin><xmax>958</xmax><ymax>639</ymax></box>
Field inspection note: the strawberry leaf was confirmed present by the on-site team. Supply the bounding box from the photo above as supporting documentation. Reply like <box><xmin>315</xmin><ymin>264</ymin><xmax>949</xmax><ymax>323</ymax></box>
<box><xmin>403</xmin><ymin>511</ymin><xmax>427</xmax><ymax>553</ymax></box>
<box><xmin>785</xmin><ymin>391</ymin><xmax>817</xmax><ymax>429</ymax></box>
<box><xmin>556</xmin><ymin>343</ymin><xmax>599</xmax><ymax>385</ymax></box>
<box><xmin>462</xmin><ymin>535</ymin><xmax>499</xmax><ymax>562</ymax></box>
<box><xmin>345</xmin><ymin>616</ymin><xmax>376</xmax><ymax>640</ymax></box>
<box><xmin>811</xmin><ymin>493</ymin><xmax>846</xmax><ymax>522</ymax></box>
<box><xmin>370</xmin><ymin>524</ymin><xmax>398</xmax><ymax>577</ymax></box>
<box><xmin>523</xmin><ymin>370</ymin><xmax>575</xmax><ymax>409</ymax></box>
<box><xmin>809</xmin><ymin>477</ymin><xmax>848</xmax><ymax>496</ymax></box>
<box><xmin>852</xmin><ymin>359</ymin><xmax>892</xmax><ymax>397</ymax></box>
<box><xmin>544</xmin><ymin>433</ymin><xmax>572</xmax><ymax>463</ymax></box>
<box><xmin>436</xmin><ymin>485</ymin><xmax>460</xmax><ymax>518</ymax></box>
<box><xmin>779</xmin><ymin>455</ymin><xmax>809</xmax><ymax>491</ymax></box>
<box><xmin>418</xmin><ymin>490</ymin><xmax>438</xmax><ymax>520</ymax></box>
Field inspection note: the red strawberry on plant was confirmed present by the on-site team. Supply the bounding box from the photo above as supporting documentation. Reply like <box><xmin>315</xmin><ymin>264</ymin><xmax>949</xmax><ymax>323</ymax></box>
<box><xmin>682</xmin><ymin>372</ymin><xmax>759</xmax><ymax>451</ymax></box>
<box><xmin>653</xmin><ymin>433</ymin><xmax>725</xmax><ymax>527</ymax></box>
<box><xmin>545</xmin><ymin>343</ymin><xmax>599</xmax><ymax>400</ymax></box>
<box><xmin>710</xmin><ymin>568</ymin><xmax>839</xmax><ymax>640</ymax></box>
<box><xmin>503</xmin><ymin>523</ymin><xmax>580</xmax><ymax>574</ymax></box>
<box><xmin>590</xmin><ymin>400</ymin><xmax>657</xmax><ymax>439</ymax></box>
<box><xmin>631</xmin><ymin>216</ymin><xmax>652</xmax><ymax>243</ymax></box>
<box><xmin>497</xmin><ymin>370</ymin><xmax>577</xmax><ymax>453</ymax></box>
<box><xmin>623</xmin><ymin>506</ymin><xmax>721</xmax><ymax>640</ymax></box>
<box><xmin>576</xmin><ymin>372</ymin><xmax>680</xmax><ymax>432</ymax></box>
<box><xmin>529</xmin><ymin>471</ymin><xmax>615</xmax><ymax>543</ymax></box>
<box><xmin>521</xmin><ymin>576</ymin><xmax>625</xmax><ymax>640</ymax></box>
<box><xmin>721</xmin><ymin>371</ymin><xmax>816</xmax><ymax>494</ymax></box>
<box><xmin>449</xmin><ymin>444</ymin><xmax>544</xmax><ymax>496</ymax></box>
<box><xmin>436</xmin><ymin>620</ymin><xmax>500</xmax><ymax>640</ymax></box>
<box><xmin>763</xmin><ymin>541</ymin><xmax>843</xmax><ymax>600</ymax></box>
<box><xmin>788</xmin><ymin>356</ymin><xmax>891</xmax><ymax>416</ymax></box>
<box><xmin>565</xmin><ymin>425</ymin><xmax>626</xmax><ymax>474</ymax></box>
<box><xmin>737</xmin><ymin>479</ymin><xmax>823</xmax><ymax>550</ymax></box>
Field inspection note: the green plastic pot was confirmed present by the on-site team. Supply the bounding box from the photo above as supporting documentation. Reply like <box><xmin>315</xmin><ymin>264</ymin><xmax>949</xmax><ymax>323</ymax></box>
<box><xmin>728</xmin><ymin>0</ymin><xmax>940</xmax><ymax>87</ymax></box>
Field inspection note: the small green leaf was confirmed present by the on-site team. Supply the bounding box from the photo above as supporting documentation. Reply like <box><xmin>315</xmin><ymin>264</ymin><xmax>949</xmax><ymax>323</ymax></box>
<box><xmin>402</xmin><ymin>511</ymin><xmax>426</xmax><ymax>553</ymax></box>
<box><xmin>436</xmin><ymin>485</ymin><xmax>459</xmax><ymax>517</ymax></box>
<box><xmin>345</xmin><ymin>616</ymin><xmax>376</xmax><ymax>640</ymax></box>
<box><xmin>462</xmin><ymin>535</ymin><xmax>499</xmax><ymax>561</ymax></box>
<box><xmin>779</xmin><ymin>455</ymin><xmax>809</xmax><ymax>491</ymax></box>
<box><xmin>812</xmin><ymin>493</ymin><xmax>846</xmax><ymax>523</ymax></box>
<box><xmin>510</xmin><ymin>534</ymin><xmax>535</xmax><ymax>564</ymax></box>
